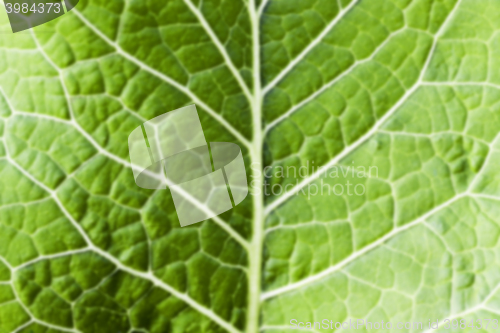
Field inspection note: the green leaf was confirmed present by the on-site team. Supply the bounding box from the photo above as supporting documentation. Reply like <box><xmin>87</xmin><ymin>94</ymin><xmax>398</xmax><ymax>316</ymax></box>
<box><xmin>1</xmin><ymin>0</ymin><xmax>500</xmax><ymax>332</ymax></box>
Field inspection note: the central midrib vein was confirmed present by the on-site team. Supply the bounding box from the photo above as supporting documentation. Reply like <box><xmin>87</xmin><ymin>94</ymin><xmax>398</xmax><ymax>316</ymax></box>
<box><xmin>246</xmin><ymin>0</ymin><xmax>265</xmax><ymax>332</ymax></box>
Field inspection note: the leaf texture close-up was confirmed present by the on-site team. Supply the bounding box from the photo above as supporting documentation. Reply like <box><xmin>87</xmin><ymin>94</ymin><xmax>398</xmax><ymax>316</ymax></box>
<box><xmin>1</xmin><ymin>0</ymin><xmax>500</xmax><ymax>332</ymax></box>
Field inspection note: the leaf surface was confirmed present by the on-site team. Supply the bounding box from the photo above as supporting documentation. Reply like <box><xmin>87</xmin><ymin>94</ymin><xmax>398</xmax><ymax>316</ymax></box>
<box><xmin>1</xmin><ymin>0</ymin><xmax>500</xmax><ymax>332</ymax></box>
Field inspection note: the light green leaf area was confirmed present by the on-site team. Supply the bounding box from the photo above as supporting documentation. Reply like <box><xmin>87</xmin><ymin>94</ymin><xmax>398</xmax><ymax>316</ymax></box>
<box><xmin>1</xmin><ymin>0</ymin><xmax>500</xmax><ymax>332</ymax></box>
